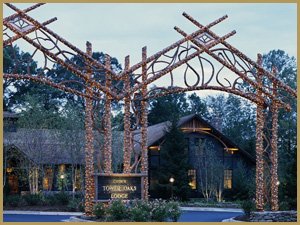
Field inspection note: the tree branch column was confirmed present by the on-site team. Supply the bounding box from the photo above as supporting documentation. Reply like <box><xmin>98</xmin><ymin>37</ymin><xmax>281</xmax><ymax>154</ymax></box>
<box><xmin>84</xmin><ymin>41</ymin><xmax>95</xmax><ymax>216</ymax></box>
<box><xmin>103</xmin><ymin>55</ymin><xmax>112</xmax><ymax>173</ymax></box>
<box><xmin>255</xmin><ymin>53</ymin><xmax>265</xmax><ymax>211</ymax></box>
<box><xmin>141</xmin><ymin>46</ymin><xmax>149</xmax><ymax>199</ymax></box>
<box><xmin>270</xmin><ymin>66</ymin><xmax>279</xmax><ymax>211</ymax></box>
<box><xmin>123</xmin><ymin>56</ymin><xmax>132</xmax><ymax>173</ymax></box>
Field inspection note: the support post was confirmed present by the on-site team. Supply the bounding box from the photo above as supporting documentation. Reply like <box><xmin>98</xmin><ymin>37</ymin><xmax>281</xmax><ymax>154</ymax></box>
<box><xmin>123</xmin><ymin>56</ymin><xmax>132</xmax><ymax>173</ymax></box>
<box><xmin>270</xmin><ymin>66</ymin><xmax>279</xmax><ymax>211</ymax></box>
<box><xmin>255</xmin><ymin>53</ymin><xmax>265</xmax><ymax>211</ymax></box>
<box><xmin>103</xmin><ymin>55</ymin><xmax>112</xmax><ymax>173</ymax></box>
<box><xmin>141</xmin><ymin>46</ymin><xmax>149</xmax><ymax>200</ymax></box>
<box><xmin>84</xmin><ymin>41</ymin><xmax>95</xmax><ymax>216</ymax></box>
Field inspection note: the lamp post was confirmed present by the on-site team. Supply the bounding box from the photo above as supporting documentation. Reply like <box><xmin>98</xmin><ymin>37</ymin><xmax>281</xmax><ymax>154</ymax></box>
<box><xmin>169</xmin><ymin>177</ymin><xmax>175</xmax><ymax>199</ymax></box>
<box><xmin>60</xmin><ymin>174</ymin><xmax>65</xmax><ymax>191</ymax></box>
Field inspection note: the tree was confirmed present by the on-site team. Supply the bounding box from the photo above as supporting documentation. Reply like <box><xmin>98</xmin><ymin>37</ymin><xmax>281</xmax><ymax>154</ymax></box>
<box><xmin>148</xmin><ymin>93</ymin><xmax>189</xmax><ymax>125</ymax></box>
<box><xmin>187</xmin><ymin>93</ymin><xmax>208</xmax><ymax>119</ymax></box>
<box><xmin>261</xmin><ymin>50</ymin><xmax>297</xmax><ymax>209</ymax></box>
<box><xmin>231</xmin><ymin>160</ymin><xmax>255</xmax><ymax>201</ymax></box>
<box><xmin>157</xmin><ymin>119</ymin><xmax>191</xmax><ymax>200</ymax></box>
<box><xmin>195</xmin><ymin>140</ymin><xmax>224</xmax><ymax>202</ymax></box>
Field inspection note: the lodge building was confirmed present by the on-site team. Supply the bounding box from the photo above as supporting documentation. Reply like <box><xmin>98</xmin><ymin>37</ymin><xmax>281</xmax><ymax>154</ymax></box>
<box><xmin>3</xmin><ymin>112</ymin><xmax>254</xmax><ymax>199</ymax></box>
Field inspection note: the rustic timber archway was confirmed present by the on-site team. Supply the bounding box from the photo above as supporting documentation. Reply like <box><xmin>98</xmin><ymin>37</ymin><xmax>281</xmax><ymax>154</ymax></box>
<box><xmin>3</xmin><ymin>3</ymin><xmax>296</xmax><ymax>216</ymax></box>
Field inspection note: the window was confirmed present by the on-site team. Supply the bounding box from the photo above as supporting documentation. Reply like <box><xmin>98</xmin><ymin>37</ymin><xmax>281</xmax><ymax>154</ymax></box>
<box><xmin>43</xmin><ymin>167</ymin><xmax>53</xmax><ymax>191</ymax></box>
<box><xmin>224</xmin><ymin>169</ymin><xmax>232</xmax><ymax>189</ymax></box>
<box><xmin>188</xmin><ymin>169</ymin><xmax>197</xmax><ymax>190</ymax></box>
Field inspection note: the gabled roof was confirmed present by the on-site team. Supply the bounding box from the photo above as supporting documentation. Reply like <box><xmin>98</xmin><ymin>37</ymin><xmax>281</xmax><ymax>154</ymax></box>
<box><xmin>133</xmin><ymin>114</ymin><xmax>255</xmax><ymax>163</ymax></box>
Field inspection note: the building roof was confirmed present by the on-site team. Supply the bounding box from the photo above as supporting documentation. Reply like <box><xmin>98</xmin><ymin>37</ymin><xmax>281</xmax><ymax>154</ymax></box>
<box><xmin>4</xmin><ymin>113</ymin><xmax>255</xmax><ymax>165</ymax></box>
<box><xmin>133</xmin><ymin>114</ymin><xmax>255</xmax><ymax>162</ymax></box>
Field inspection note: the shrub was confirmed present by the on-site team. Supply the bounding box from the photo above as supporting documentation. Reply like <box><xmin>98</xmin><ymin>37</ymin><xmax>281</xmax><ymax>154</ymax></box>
<box><xmin>5</xmin><ymin>195</ymin><xmax>20</xmax><ymax>207</ymax></box>
<box><xmin>279</xmin><ymin>201</ymin><xmax>290</xmax><ymax>211</ymax></box>
<box><xmin>78</xmin><ymin>201</ymin><xmax>85</xmax><ymax>212</ymax></box>
<box><xmin>149</xmin><ymin>199</ymin><xmax>168</xmax><ymax>222</ymax></box>
<box><xmin>241</xmin><ymin>200</ymin><xmax>255</xmax><ymax>216</ymax></box>
<box><xmin>107</xmin><ymin>200</ymin><xmax>128</xmax><ymax>221</ymax></box>
<box><xmin>67</xmin><ymin>198</ymin><xmax>84</xmax><ymax>212</ymax></box>
<box><xmin>287</xmin><ymin>198</ymin><xmax>296</xmax><ymax>210</ymax></box>
<box><xmin>130</xmin><ymin>200</ymin><xmax>151</xmax><ymax>222</ymax></box>
<box><xmin>55</xmin><ymin>192</ymin><xmax>70</xmax><ymax>205</ymax></box>
<box><xmin>44</xmin><ymin>194</ymin><xmax>58</xmax><ymax>205</ymax></box>
<box><xmin>167</xmin><ymin>201</ymin><xmax>181</xmax><ymax>222</ymax></box>
<box><xmin>23</xmin><ymin>194</ymin><xmax>42</xmax><ymax>206</ymax></box>
<box><xmin>93</xmin><ymin>202</ymin><xmax>106</xmax><ymax>219</ymax></box>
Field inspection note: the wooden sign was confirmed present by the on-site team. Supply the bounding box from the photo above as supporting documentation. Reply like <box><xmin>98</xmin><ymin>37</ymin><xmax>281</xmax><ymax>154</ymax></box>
<box><xmin>95</xmin><ymin>173</ymin><xmax>146</xmax><ymax>201</ymax></box>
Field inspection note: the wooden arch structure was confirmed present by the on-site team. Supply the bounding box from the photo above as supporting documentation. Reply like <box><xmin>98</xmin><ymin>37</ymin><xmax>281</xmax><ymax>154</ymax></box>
<box><xmin>3</xmin><ymin>3</ymin><xmax>296</xmax><ymax>216</ymax></box>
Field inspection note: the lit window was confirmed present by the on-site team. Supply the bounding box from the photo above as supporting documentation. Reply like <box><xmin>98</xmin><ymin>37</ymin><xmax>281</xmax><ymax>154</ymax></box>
<box><xmin>188</xmin><ymin>169</ymin><xmax>197</xmax><ymax>190</ymax></box>
<box><xmin>43</xmin><ymin>168</ymin><xmax>53</xmax><ymax>191</ymax></box>
<box><xmin>224</xmin><ymin>169</ymin><xmax>232</xmax><ymax>189</ymax></box>
<box><xmin>59</xmin><ymin>164</ymin><xmax>66</xmax><ymax>172</ymax></box>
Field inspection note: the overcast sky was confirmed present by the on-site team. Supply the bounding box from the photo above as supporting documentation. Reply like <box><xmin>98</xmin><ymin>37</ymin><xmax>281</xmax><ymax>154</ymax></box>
<box><xmin>4</xmin><ymin>3</ymin><xmax>297</xmax><ymax>97</ymax></box>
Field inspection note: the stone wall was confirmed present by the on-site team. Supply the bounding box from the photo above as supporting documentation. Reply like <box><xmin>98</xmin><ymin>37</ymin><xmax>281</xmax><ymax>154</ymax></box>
<box><xmin>250</xmin><ymin>211</ymin><xmax>297</xmax><ymax>222</ymax></box>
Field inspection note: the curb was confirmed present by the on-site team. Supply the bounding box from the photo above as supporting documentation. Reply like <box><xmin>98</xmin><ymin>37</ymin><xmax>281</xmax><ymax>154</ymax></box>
<box><xmin>64</xmin><ymin>216</ymin><xmax>94</xmax><ymax>222</ymax></box>
<box><xmin>180</xmin><ymin>207</ymin><xmax>243</xmax><ymax>213</ymax></box>
<box><xmin>222</xmin><ymin>217</ymin><xmax>243</xmax><ymax>222</ymax></box>
<box><xmin>4</xmin><ymin>207</ymin><xmax>243</xmax><ymax>215</ymax></box>
<box><xmin>3</xmin><ymin>211</ymin><xmax>83</xmax><ymax>216</ymax></box>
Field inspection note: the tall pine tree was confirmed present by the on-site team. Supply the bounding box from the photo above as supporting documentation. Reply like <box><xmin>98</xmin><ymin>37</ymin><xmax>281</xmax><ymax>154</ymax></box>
<box><xmin>157</xmin><ymin>118</ymin><xmax>191</xmax><ymax>200</ymax></box>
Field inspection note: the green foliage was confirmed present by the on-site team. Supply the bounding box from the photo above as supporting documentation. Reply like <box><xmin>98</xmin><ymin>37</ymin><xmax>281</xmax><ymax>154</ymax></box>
<box><xmin>166</xmin><ymin>201</ymin><xmax>181</xmax><ymax>222</ymax></box>
<box><xmin>241</xmin><ymin>200</ymin><xmax>255</xmax><ymax>216</ymax></box>
<box><xmin>56</xmin><ymin>171</ymin><xmax>70</xmax><ymax>192</ymax></box>
<box><xmin>231</xmin><ymin>161</ymin><xmax>255</xmax><ymax>200</ymax></box>
<box><xmin>43</xmin><ymin>194</ymin><xmax>59</xmax><ymax>205</ymax></box>
<box><xmin>23</xmin><ymin>193</ymin><xmax>42</xmax><ymax>206</ymax></box>
<box><xmin>54</xmin><ymin>192</ymin><xmax>70</xmax><ymax>205</ymax></box>
<box><xmin>68</xmin><ymin>198</ymin><xmax>84</xmax><ymax>212</ymax></box>
<box><xmin>5</xmin><ymin>195</ymin><xmax>21</xmax><ymax>207</ymax></box>
<box><xmin>148</xmin><ymin>93</ymin><xmax>189</xmax><ymax>125</ymax></box>
<box><xmin>157</xmin><ymin>119</ymin><xmax>191</xmax><ymax>200</ymax></box>
<box><xmin>129</xmin><ymin>200</ymin><xmax>151</xmax><ymax>222</ymax></box>
<box><xmin>149</xmin><ymin>199</ymin><xmax>168</xmax><ymax>222</ymax></box>
<box><xmin>93</xmin><ymin>202</ymin><xmax>107</xmax><ymax>219</ymax></box>
<box><xmin>107</xmin><ymin>200</ymin><xmax>129</xmax><ymax>221</ymax></box>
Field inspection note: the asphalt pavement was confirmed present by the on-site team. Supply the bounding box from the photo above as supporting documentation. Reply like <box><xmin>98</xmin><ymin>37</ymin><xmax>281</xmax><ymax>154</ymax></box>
<box><xmin>3</xmin><ymin>210</ymin><xmax>242</xmax><ymax>222</ymax></box>
<box><xmin>3</xmin><ymin>214</ymin><xmax>72</xmax><ymax>222</ymax></box>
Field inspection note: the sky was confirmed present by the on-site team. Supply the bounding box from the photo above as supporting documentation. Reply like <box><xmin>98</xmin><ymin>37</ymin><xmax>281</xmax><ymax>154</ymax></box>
<box><xmin>3</xmin><ymin>3</ymin><xmax>297</xmax><ymax>98</ymax></box>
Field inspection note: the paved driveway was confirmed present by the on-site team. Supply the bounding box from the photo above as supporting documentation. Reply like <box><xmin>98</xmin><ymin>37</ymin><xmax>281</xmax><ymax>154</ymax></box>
<box><xmin>3</xmin><ymin>214</ymin><xmax>72</xmax><ymax>222</ymax></box>
<box><xmin>178</xmin><ymin>211</ymin><xmax>242</xmax><ymax>222</ymax></box>
<box><xmin>4</xmin><ymin>211</ymin><xmax>242</xmax><ymax>222</ymax></box>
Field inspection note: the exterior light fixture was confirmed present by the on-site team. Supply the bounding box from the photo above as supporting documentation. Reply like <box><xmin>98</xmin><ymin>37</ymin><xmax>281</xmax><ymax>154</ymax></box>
<box><xmin>276</xmin><ymin>181</ymin><xmax>280</xmax><ymax>186</ymax></box>
<box><xmin>60</xmin><ymin>174</ymin><xmax>65</xmax><ymax>179</ymax></box>
<box><xmin>169</xmin><ymin>177</ymin><xmax>175</xmax><ymax>183</ymax></box>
